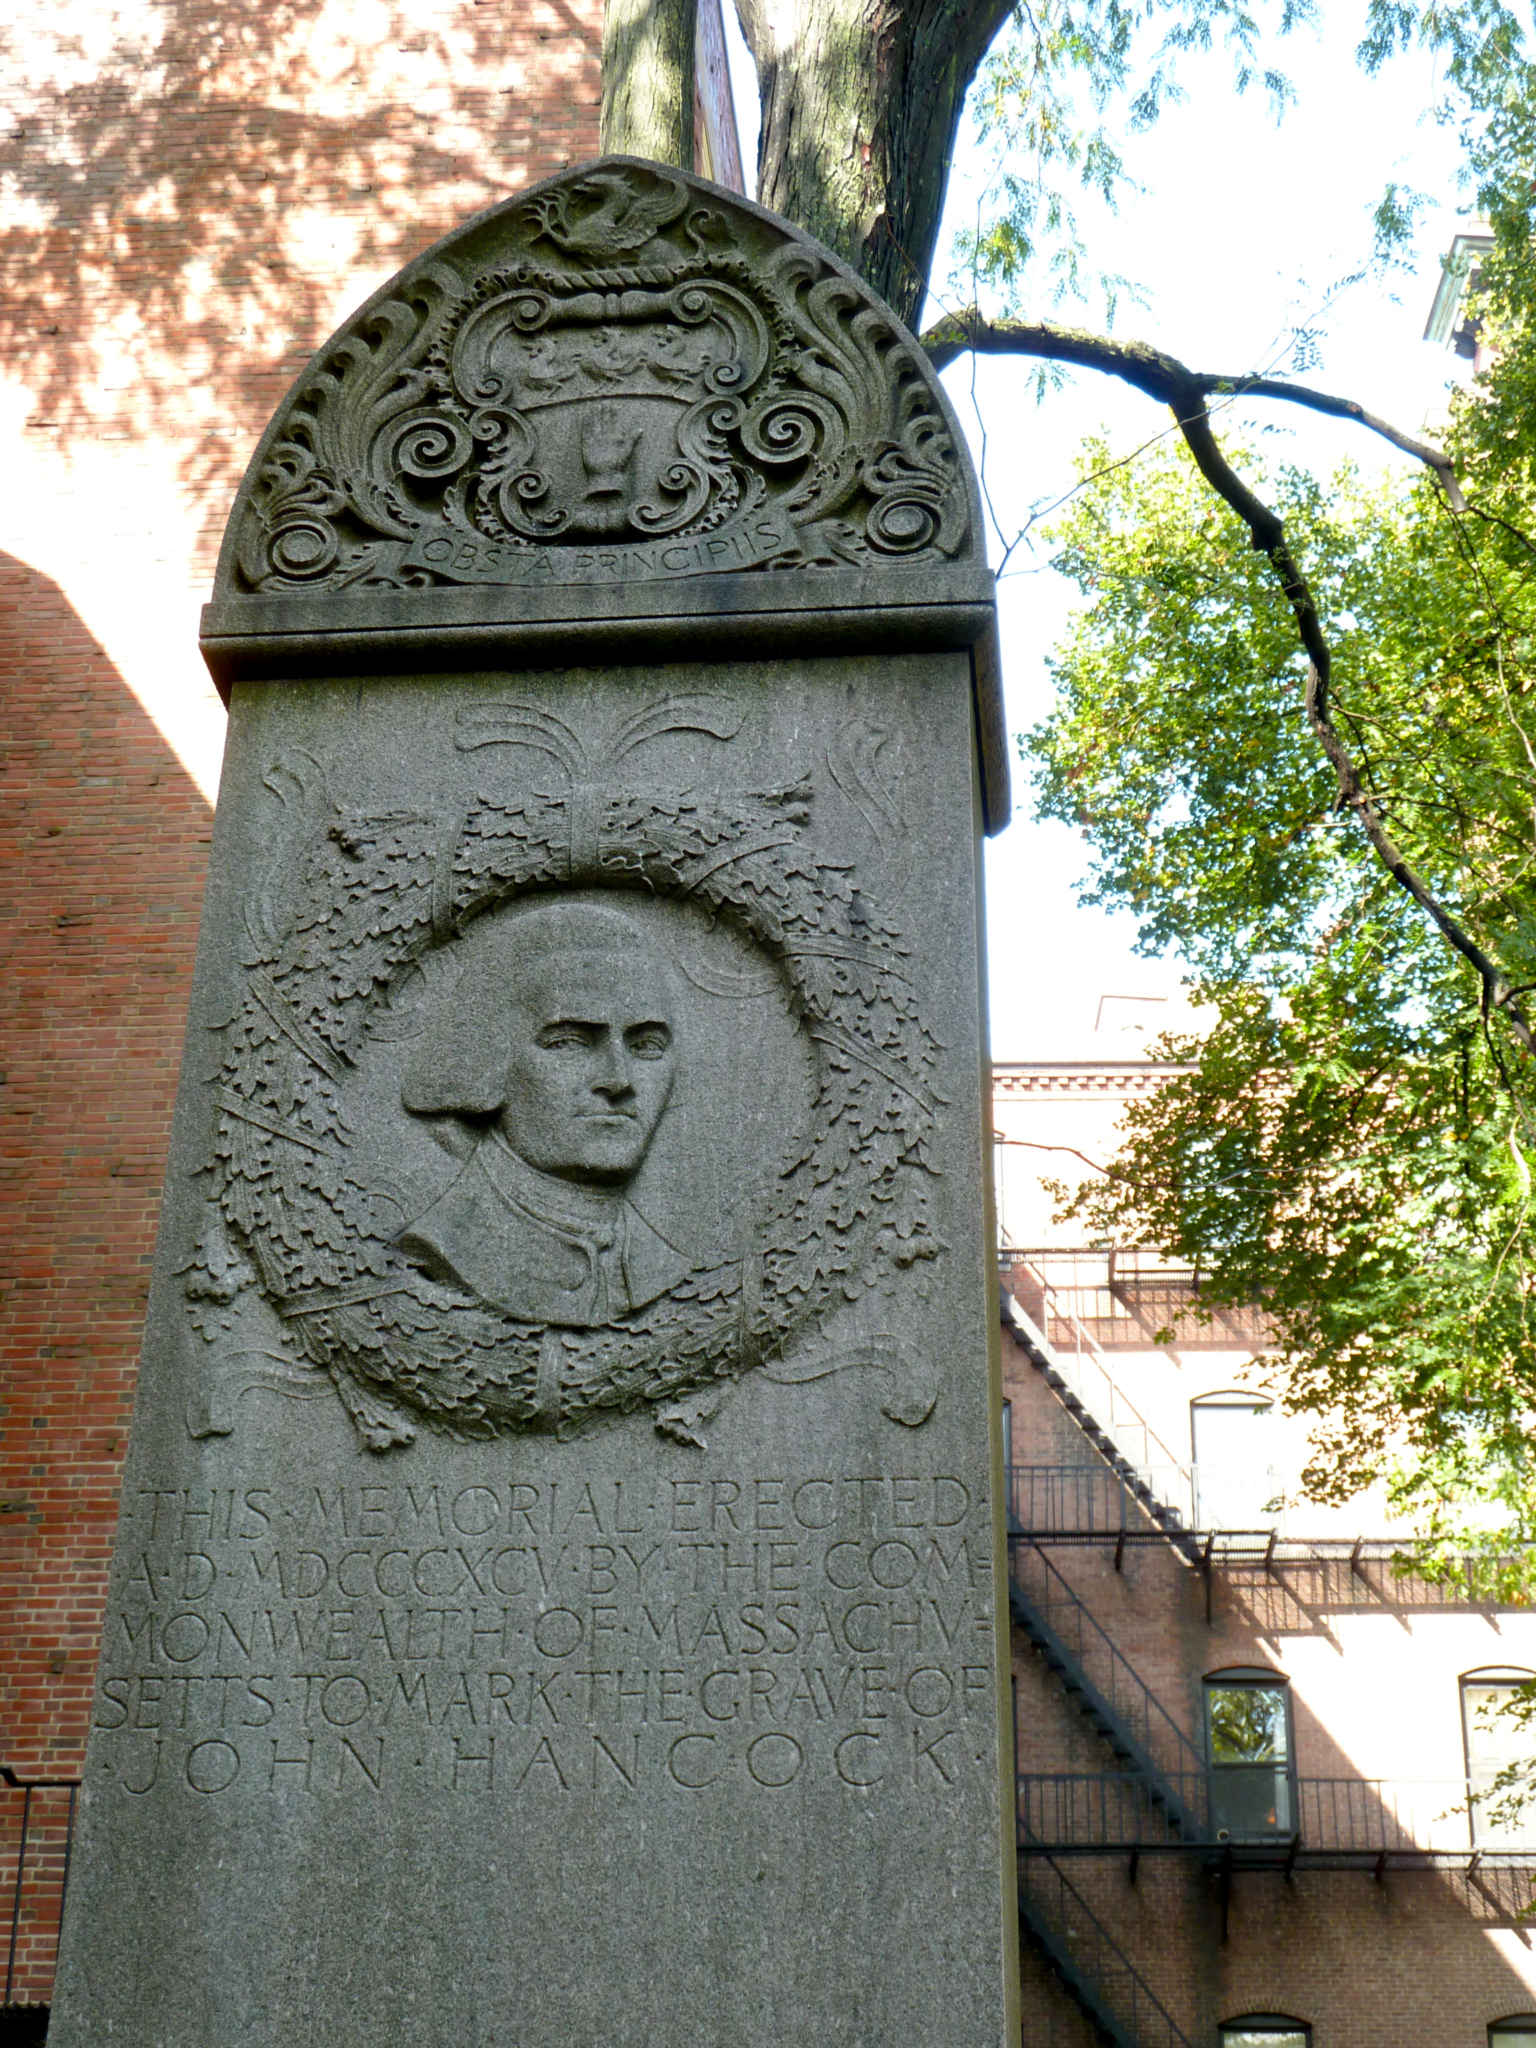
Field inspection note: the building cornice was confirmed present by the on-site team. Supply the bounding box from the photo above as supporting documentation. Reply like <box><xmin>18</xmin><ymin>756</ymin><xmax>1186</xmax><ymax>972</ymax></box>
<box><xmin>991</xmin><ymin>1061</ymin><xmax>1191</xmax><ymax>1097</ymax></box>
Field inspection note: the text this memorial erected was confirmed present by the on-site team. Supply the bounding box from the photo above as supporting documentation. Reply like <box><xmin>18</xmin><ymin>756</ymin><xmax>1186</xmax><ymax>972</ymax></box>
<box><xmin>51</xmin><ymin>160</ymin><xmax>1019</xmax><ymax>2045</ymax></box>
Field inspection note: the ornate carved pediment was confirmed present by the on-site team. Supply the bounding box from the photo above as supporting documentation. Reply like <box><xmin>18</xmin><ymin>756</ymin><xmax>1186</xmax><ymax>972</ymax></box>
<box><xmin>214</xmin><ymin>159</ymin><xmax>983</xmax><ymax>600</ymax></box>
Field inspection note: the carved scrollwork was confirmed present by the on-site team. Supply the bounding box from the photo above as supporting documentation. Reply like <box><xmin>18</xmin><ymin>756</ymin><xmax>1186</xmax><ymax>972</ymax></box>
<box><xmin>187</xmin><ymin>701</ymin><xmax>945</xmax><ymax>1451</ymax></box>
<box><xmin>220</xmin><ymin>161</ymin><xmax>976</xmax><ymax>598</ymax></box>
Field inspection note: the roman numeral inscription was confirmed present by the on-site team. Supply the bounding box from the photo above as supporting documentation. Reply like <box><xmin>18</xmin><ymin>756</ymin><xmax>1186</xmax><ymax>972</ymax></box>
<box><xmin>93</xmin><ymin>1476</ymin><xmax>995</xmax><ymax>1800</ymax></box>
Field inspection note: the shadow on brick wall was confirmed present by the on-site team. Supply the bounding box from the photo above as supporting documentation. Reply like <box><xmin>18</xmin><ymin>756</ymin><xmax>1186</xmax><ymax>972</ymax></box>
<box><xmin>0</xmin><ymin>551</ymin><xmax>213</xmax><ymax>1998</ymax></box>
<box><xmin>0</xmin><ymin>2006</ymin><xmax>48</xmax><ymax>2045</ymax></box>
<box><xmin>0</xmin><ymin>0</ymin><xmax>603</xmax><ymax>530</ymax></box>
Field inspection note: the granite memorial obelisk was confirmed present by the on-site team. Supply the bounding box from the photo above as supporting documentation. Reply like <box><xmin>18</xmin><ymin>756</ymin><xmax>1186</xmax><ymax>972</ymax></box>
<box><xmin>51</xmin><ymin>159</ymin><xmax>1020</xmax><ymax>2044</ymax></box>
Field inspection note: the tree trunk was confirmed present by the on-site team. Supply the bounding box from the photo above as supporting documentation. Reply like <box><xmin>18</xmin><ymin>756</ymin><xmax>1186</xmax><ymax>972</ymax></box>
<box><xmin>602</xmin><ymin>0</ymin><xmax>697</xmax><ymax>168</ymax></box>
<box><xmin>732</xmin><ymin>0</ymin><xmax>1013</xmax><ymax>327</ymax></box>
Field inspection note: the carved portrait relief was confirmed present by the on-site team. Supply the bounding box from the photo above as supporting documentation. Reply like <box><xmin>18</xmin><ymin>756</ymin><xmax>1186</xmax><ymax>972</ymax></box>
<box><xmin>187</xmin><ymin>696</ymin><xmax>943</xmax><ymax>1452</ymax></box>
<box><xmin>394</xmin><ymin>898</ymin><xmax>691</xmax><ymax>1326</ymax></box>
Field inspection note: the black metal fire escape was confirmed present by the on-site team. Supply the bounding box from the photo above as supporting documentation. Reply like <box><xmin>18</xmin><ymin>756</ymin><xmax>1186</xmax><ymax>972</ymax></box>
<box><xmin>999</xmin><ymin>1277</ymin><xmax>1536</xmax><ymax>2041</ymax></box>
<box><xmin>1016</xmin><ymin>1848</ymin><xmax>1197</xmax><ymax>2048</ymax></box>
<box><xmin>1007</xmin><ymin>1538</ymin><xmax>1207</xmax><ymax>1842</ymax></box>
<box><xmin>1003</xmin><ymin>1292</ymin><xmax>1203</xmax><ymax>1568</ymax></box>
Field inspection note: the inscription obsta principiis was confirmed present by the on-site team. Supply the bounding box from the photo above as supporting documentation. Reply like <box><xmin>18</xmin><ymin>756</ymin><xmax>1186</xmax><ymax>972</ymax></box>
<box><xmin>94</xmin><ymin>1474</ymin><xmax>995</xmax><ymax>1801</ymax></box>
<box><xmin>185</xmin><ymin>695</ymin><xmax>946</xmax><ymax>1450</ymax></box>
<box><xmin>225</xmin><ymin>161</ymin><xmax>971</xmax><ymax>594</ymax></box>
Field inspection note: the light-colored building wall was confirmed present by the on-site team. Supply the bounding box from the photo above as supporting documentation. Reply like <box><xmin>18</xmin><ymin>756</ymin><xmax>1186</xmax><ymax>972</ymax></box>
<box><xmin>994</xmin><ymin>1059</ymin><xmax>1426</xmax><ymax>1541</ymax></box>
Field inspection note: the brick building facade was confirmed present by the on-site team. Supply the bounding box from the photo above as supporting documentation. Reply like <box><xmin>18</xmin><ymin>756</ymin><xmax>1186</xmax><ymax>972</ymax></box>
<box><xmin>996</xmin><ymin>1060</ymin><xmax>1536</xmax><ymax>2045</ymax></box>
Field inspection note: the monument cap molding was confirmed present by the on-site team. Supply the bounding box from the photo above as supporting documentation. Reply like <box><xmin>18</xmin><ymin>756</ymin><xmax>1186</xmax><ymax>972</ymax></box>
<box><xmin>199</xmin><ymin>155</ymin><xmax>1009</xmax><ymax>832</ymax></box>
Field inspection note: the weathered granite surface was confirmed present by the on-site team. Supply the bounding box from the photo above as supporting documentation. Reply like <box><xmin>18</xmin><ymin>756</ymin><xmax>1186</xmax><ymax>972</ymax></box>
<box><xmin>50</xmin><ymin>160</ymin><xmax>1018</xmax><ymax>2046</ymax></box>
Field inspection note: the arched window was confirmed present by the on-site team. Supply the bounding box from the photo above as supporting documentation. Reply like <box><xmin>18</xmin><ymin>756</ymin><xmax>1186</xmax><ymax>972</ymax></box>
<box><xmin>1191</xmin><ymin>1390</ymin><xmax>1281</xmax><ymax>1531</ymax></box>
<box><xmin>1220</xmin><ymin>2017</ymin><xmax>1310</xmax><ymax>2047</ymax></box>
<box><xmin>1462</xmin><ymin>1669</ymin><xmax>1536</xmax><ymax>1849</ymax></box>
<box><xmin>1205</xmin><ymin>1668</ymin><xmax>1295</xmax><ymax>1839</ymax></box>
<box><xmin>1490</xmin><ymin>2020</ymin><xmax>1536</xmax><ymax>2046</ymax></box>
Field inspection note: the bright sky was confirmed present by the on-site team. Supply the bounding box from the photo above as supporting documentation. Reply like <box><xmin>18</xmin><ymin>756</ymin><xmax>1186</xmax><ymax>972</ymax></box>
<box><xmin>728</xmin><ymin>5</ymin><xmax>1479</xmax><ymax>1059</ymax></box>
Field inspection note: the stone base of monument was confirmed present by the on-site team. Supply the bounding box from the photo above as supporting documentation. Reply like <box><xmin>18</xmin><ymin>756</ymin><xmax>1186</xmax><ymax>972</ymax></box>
<box><xmin>49</xmin><ymin>163</ymin><xmax>1019</xmax><ymax>2046</ymax></box>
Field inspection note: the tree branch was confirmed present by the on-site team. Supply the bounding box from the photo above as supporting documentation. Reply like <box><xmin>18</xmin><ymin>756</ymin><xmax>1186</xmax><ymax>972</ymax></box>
<box><xmin>1302</xmin><ymin>658</ymin><xmax>1536</xmax><ymax>1057</ymax></box>
<box><xmin>1162</xmin><ymin>412</ymin><xmax>1534</xmax><ymax>1057</ymax></box>
<box><xmin>919</xmin><ymin>310</ymin><xmax>1467</xmax><ymax>510</ymax></box>
<box><xmin>996</xmin><ymin>1137</ymin><xmax>1153</xmax><ymax>1194</ymax></box>
<box><xmin>923</xmin><ymin>308</ymin><xmax>1536</xmax><ymax>1059</ymax></box>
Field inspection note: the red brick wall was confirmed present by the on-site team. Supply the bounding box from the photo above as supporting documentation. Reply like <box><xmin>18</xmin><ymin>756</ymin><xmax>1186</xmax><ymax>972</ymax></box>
<box><xmin>0</xmin><ymin>559</ymin><xmax>212</xmax><ymax>1999</ymax></box>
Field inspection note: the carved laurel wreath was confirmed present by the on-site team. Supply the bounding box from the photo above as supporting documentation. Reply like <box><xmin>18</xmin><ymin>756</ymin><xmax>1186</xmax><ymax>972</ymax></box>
<box><xmin>187</xmin><ymin>698</ymin><xmax>943</xmax><ymax>1449</ymax></box>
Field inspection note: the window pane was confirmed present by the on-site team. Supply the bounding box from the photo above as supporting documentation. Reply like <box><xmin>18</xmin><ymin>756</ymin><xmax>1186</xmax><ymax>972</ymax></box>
<box><xmin>1466</xmin><ymin>1686</ymin><xmax>1531</xmax><ymax>1772</ymax></box>
<box><xmin>1193</xmin><ymin>1400</ymin><xmax>1281</xmax><ymax>1529</ymax></box>
<box><xmin>1208</xmin><ymin>1685</ymin><xmax>1288</xmax><ymax>1764</ymax></box>
<box><xmin>1209</xmin><ymin>1761</ymin><xmax>1294</xmax><ymax>1837</ymax></box>
<box><xmin>1221</xmin><ymin>2030</ymin><xmax>1307</xmax><ymax>2047</ymax></box>
<box><xmin>1207</xmin><ymin>1684</ymin><xmax>1293</xmax><ymax>1837</ymax></box>
<box><xmin>1463</xmin><ymin>1682</ymin><xmax>1536</xmax><ymax>1849</ymax></box>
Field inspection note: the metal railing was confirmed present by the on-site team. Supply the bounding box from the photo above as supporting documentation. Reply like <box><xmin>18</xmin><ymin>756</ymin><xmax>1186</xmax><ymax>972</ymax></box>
<box><xmin>1004</xmin><ymin>1294</ymin><xmax>1197</xmax><ymax>1531</ymax></box>
<box><xmin>1294</xmin><ymin>1776</ymin><xmax>1518</xmax><ymax>1860</ymax></box>
<box><xmin>1007</xmin><ymin>1462</ymin><xmax>1123</xmax><ymax>1538</ymax></box>
<box><xmin>1016</xmin><ymin>1771</ymin><xmax>1535</xmax><ymax>1866</ymax></box>
<box><xmin>1019</xmin><ymin>1771</ymin><xmax>1207</xmax><ymax>1852</ymax></box>
<box><xmin>1018</xmin><ymin>1848</ymin><xmax>1196</xmax><ymax>2048</ymax></box>
<box><xmin>2</xmin><ymin>1768</ymin><xmax>78</xmax><ymax>2012</ymax></box>
<box><xmin>1008</xmin><ymin>1461</ymin><xmax>1197</xmax><ymax>1549</ymax></box>
<box><xmin>1009</xmin><ymin>1541</ymin><xmax>1208</xmax><ymax>1825</ymax></box>
<box><xmin>1006</xmin><ymin>1471</ymin><xmax>1536</xmax><ymax>1613</ymax></box>
<box><xmin>1002</xmin><ymin>1245</ymin><xmax>1268</xmax><ymax>1348</ymax></box>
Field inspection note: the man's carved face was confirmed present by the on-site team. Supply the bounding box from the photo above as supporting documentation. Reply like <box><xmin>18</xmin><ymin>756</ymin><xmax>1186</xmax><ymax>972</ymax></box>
<box><xmin>498</xmin><ymin>944</ymin><xmax>675</xmax><ymax>1186</ymax></box>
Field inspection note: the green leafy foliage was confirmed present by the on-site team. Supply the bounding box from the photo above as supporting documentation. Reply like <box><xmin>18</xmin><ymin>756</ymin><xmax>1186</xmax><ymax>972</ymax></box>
<box><xmin>1026</xmin><ymin>84</ymin><xmax>1536</xmax><ymax>1548</ymax></box>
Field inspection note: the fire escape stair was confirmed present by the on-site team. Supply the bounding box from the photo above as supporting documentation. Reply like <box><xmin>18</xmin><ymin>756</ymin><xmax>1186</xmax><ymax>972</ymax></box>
<box><xmin>1002</xmin><ymin>1300</ymin><xmax>1203</xmax><ymax>1569</ymax></box>
<box><xmin>1005</xmin><ymin>1511</ymin><xmax>1207</xmax><ymax>2039</ymax></box>
<box><xmin>1015</xmin><ymin>1850</ymin><xmax>1198</xmax><ymax>2048</ymax></box>
<box><xmin>1006</xmin><ymin>1553</ymin><xmax>1205</xmax><ymax>1842</ymax></box>
<box><xmin>1016</xmin><ymin>1874</ymin><xmax>1142</xmax><ymax>2048</ymax></box>
<box><xmin>997</xmin><ymin>1281</ymin><xmax>1211</xmax><ymax>2043</ymax></box>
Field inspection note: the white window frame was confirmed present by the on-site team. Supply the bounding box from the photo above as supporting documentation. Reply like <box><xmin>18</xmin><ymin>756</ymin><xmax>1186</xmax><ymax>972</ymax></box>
<box><xmin>1461</xmin><ymin>1667</ymin><xmax>1536</xmax><ymax>1851</ymax></box>
<box><xmin>1219</xmin><ymin>2016</ymin><xmax>1311</xmax><ymax>2047</ymax></box>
